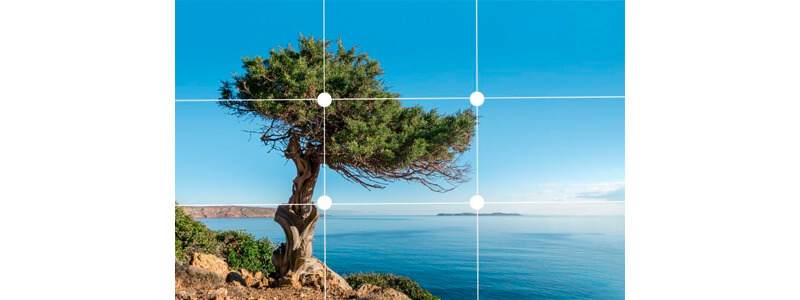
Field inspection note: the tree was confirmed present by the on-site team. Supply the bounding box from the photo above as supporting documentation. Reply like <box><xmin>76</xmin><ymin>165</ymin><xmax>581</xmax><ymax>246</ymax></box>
<box><xmin>219</xmin><ymin>36</ymin><xmax>475</xmax><ymax>286</ymax></box>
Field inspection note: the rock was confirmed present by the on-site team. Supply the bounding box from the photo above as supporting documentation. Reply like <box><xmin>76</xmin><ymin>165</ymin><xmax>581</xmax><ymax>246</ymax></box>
<box><xmin>190</xmin><ymin>253</ymin><xmax>229</xmax><ymax>278</ymax></box>
<box><xmin>226</xmin><ymin>269</ymin><xmax>272</xmax><ymax>288</ymax></box>
<box><xmin>355</xmin><ymin>284</ymin><xmax>411</xmax><ymax>300</ymax></box>
<box><xmin>225</xmin><ymin>271</ymin><xmax>246</xmax><ymax>286</ymax></box>
<box><xmin>293</xmin><ymin>257</ymin><xmax>352</xmax><ymax>295</ymax></box>
<box><xmin>273</xmin><ymin>257</ymin><xmax>352</xmax><ymax>297</ymax></box>
<box><xmin>252</xmin><ymin>271</ymin><xmax>271</xmax><ymax>288</ymax></box>
<box><xmin>208</xmin><ymin>287</ymin><xmax>228</xmax><ymax>300</ymax></box>
<box><xmin>240</xmin><ymin>269</ymin><xmax>258</xmax><ymax>286</ymax></box>
<box><xmin>175</xmin><ymin>290</ymin><xmax>192</xmax><ymax>300</ymax></box>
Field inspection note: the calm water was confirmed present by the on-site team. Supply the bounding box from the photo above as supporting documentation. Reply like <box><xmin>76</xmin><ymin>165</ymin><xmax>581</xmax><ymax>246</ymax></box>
<box><xmin>201</xmin><ymin>215</ymin><xmax>624</xmax><ymax>299</ymax></box>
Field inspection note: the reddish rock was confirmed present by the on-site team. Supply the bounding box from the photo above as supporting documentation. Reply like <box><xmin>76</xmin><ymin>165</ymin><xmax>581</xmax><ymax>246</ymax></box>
<box><xmin>355</xmin><ymin>284</ymin><xmax>411</xmax><ymax>300</ymax></box>
<box><xmin>190</xmin><ymin>253</ymin><xmax>229</xmax><ymax>278</ymax></box>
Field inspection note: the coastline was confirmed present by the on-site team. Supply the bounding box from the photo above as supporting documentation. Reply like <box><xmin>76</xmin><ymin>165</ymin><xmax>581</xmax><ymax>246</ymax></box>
<box><xmin>179</xmin><ymin>206</ymin><xmax>276</xmax><ymax>218</ymax></box>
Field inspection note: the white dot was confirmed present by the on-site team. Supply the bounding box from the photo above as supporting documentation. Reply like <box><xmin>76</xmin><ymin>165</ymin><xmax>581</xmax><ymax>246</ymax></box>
<box><xmin>469</xmin><ymin>194</ymin><xmax>485</xmax><ymax>211</ymax></box>
<box><xmin>317</xmin><ymin>92</ymin><xmax>332</xmax><ymax>107</ymax></box>
<box><xmin>469</xmin><ymin>91</ymin><xmax>485</xmax><ymax>107</ymax></box>
<box><xmin>316</xmin><ymin>195</ymin><xmax>332</xmax><ymax>210</ymax></box>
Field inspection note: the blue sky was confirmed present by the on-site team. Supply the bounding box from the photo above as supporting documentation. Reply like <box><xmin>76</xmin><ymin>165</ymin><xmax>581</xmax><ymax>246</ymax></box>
<box><xmin>176</xmin><ymin>0</ymin><xmax>624</xmax><ymax>214</ymax></box>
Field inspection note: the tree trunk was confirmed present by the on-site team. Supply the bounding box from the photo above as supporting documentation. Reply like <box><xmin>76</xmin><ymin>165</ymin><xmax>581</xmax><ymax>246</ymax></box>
<box><xmin>271</xmin><ymin>137</ymin><xmax>321</xmax><ymax>287</ymax></box>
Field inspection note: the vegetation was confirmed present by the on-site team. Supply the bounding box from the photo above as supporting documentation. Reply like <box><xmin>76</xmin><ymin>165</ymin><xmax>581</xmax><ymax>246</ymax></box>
<box><xmin>220</xmin><ymin>36</ymin><xmax>475</xmax><ymax>193</ymax></box>
<box><xmin>175</xmin><ymin>206</ymin><xmax>219</xmax><ymax>263</ymax></box>
<box><xmin>177</xmin><ymin>207</ymin><xmax>436</xmax><ymax>296</ymax></box>
<box><xmin>220</xmin><ymin>36</ymin><xmax>476</xmax><ymax>281</ymax></box>
<box><xmin>346</xmin><ymin>273</ymin><xmax>440</xmax><ymax>300</ymax></box>
<box><xmin>175</xmin><ymin>207</ymin><xmax>275</xmax><ymax>274</ymax></box>
<box><xmin>217</xmin><ymin>230</ymin><xmax>276</xmax><ymax>274</ymax></box>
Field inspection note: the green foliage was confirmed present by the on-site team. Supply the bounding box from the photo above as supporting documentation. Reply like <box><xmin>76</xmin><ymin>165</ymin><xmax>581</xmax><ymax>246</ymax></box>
<box><xmin>174</xmin><ymin>206</ymin><xmax>219</xmax><ymax>263</ymax></box>
<box><xmin>217</xmin><ymin>230</ymin><xmax>276</xmax><ymax>274</ymax></box>
<box><xmin>220</xmin><ymin>36</ymin><xmax>475</xmax><ymax>192</ymax></box>
<box><xmin>174</xmin><ymin>207</ymin><xmax>275</xmax><ymax>274</ymax></box>
<box><xmin>346</xmin><ymin>273</ymin><xmax>440</xmax><ymax>300</ymax></box>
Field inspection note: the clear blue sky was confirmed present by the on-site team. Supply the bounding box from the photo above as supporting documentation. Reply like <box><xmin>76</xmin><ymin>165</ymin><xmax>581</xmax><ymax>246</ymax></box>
<box><xmin>176</xmin><ymin>0</ymin><xmax>624</xmax><ymax>214</ymax></box>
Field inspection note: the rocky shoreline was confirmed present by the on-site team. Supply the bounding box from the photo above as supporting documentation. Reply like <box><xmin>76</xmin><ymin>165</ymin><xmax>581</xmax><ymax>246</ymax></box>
<box><xmin>176</xmin><ymin>253</ymin><xmax>410</xmax><ymax>300</ymax></box>
<box><xmin>176</xmin><ymin>206</ymin><xmax>434</xmax><ymax>300</ymax></box>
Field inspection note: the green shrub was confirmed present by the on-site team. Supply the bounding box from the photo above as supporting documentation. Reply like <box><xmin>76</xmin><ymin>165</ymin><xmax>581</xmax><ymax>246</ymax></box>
<box><xmin>217</xmin><ymin>230</ymin><xmax>276</xmax><ymax>274</ymax></box>
<box><xmin>346</xmin><ymin>273</ymin><xmax>439</xmax><ymax>300</ymax></box>
<box><xmin>174</xmin><ymin>206</ymin><xmax>219</xmax><ymax>263</ymax></box>
<box><xmin>174</xmin><ymin>206</ymin><xmax>276</xmax><ymax>274</ymax></box>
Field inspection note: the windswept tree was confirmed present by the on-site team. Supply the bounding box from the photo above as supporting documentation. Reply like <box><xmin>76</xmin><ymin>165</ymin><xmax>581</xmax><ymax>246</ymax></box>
<box><xmin>220</xmin><ymin>36</ymin><xmax>475</xmax><ymax>286</ymax></box>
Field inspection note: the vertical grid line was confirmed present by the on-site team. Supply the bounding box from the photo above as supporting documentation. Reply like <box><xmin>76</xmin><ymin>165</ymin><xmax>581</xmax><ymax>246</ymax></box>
<box><xmin>323</xmin><ymin>107</ymin><xmax>328</xmax><ymax>300</ymax></box>
<box><xmin>475</xmin><ymin>0</ymin><xmax>479</xmax><ymax>91</ymax></box>
<box><xmin>476</xmin><ymin>106</ymin><xmax>480</xmax><ymax>194</ymax></box>
<box><xmin>323</xmin><ymin>107</ymin><xmax>327</xmax><ymax>195</ymax></box>
<box><xmin>474</xmin><ymin>1</ymin><xmax>481</xmax><ymax>296</ymax></box>
<box><xmin>323</xmin><ymin>209</ymin><xmax>328</xmax><ymax>300</ymax></box>
<box><xmin>322</xmin><ymin>0</ymin><xmax>326</xmax><ymax>92</ymax></box>
<box><xmin>475</xmin><ymin>105</ymin><xmax>481</xmax><ymax>300</ymax></box>
<box><xmin>477</xmin><ymin>212</ymin><xmax>480</xmax><ymax>300</ymax></box>
<box><xmin>321</xmin><ymin>1</ymin><xmax>327</xmax><ymax>298</ymax></box>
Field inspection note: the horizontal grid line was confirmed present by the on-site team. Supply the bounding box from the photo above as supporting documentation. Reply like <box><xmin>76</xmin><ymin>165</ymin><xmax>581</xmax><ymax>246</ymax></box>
<box><xmin>176</xmin><ymin>200</ymin><xmax>621</xmax><ymax>207</ymax></box>
<box><xmin>174</xmin><ymin>95</ymin><xmax>624</xmax><ymax>103</ymax></box>
<box><xmin>176</xmin><ymin>203</ymin><xmax>315</xmax><ymax>207</ymax></box>
<box><xmin>485</xmin><ymin>200</ymin><xmax>623</xmax><ymax>205</ymax></box>
<box><xmin>332</xmin><ymin>202</ymin><xmax>465</xmax><ymax>206</ymax></box>
<box><xmin>487</xmin><ymin>96</ymin><xmax>624</xmax><ymax>100</ymax></box>
<box><xmin>175</xmin><ymin>98</ymin><xmax>314</xmax><ymax>102</ymax></box>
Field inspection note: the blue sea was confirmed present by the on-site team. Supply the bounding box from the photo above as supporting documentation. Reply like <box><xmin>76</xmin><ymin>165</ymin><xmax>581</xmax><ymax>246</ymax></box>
<box><xmin>200</xmin><ymin>215</ymin><xmax>624</xmax><ymax>299</ymax></box>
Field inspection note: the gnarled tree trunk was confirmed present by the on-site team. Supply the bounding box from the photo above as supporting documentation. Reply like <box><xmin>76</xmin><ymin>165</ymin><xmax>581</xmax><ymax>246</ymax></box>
<box><xmin>271</xmin><ymin>136</ymin><xmax>321</xmax><ymax>287</ymax></box>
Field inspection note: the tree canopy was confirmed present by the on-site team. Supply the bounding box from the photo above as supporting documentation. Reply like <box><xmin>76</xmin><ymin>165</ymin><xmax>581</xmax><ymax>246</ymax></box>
<box><xmin>220</xmin><ymin>36</ymin><xmax>475</xmax><ymax>192</ymax></box>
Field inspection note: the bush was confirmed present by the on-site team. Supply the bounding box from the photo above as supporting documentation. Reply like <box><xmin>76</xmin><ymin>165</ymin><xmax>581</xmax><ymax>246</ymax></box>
<box><xmin>175</xmin><ymin>206</ymin><xmax>219</xmax><ymax>263</ymax></box>
<box><xmin>346</xmin><ymin>273</ymin><xmax>439</xmax><ymax>300</ymax></box>
<box><xmin>174</xmin><ymin>206</ymin><xmax>275</xmax><ymax>274</ymax></box>
<box><xmin>217</xmin><ymin>230</ymin><xmax>276</xmax><ymax>274</ymax></box>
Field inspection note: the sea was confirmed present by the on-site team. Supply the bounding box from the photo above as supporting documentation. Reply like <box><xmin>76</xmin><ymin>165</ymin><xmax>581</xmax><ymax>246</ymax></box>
<box><xmin>200</xmin><ymin>214</ymin><xmax>624</xmax><ymax>300</ymax></box>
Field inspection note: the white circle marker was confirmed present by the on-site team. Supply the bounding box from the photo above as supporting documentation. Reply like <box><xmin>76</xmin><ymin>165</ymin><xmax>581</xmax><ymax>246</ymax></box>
<box><xmin>469</xmin><ymin>91</ymin><xmax>485</xmax><ymax>107</ymax></box>
<box><xmin>469</xmin><ymin>194</ymin><xmax>485</xmax><ymax>211</ymax></box>
<box><xmin>317</xmin><ymin>195</ymin><xmax>332</xmax><ymax>210</ymax></box>
<box><xmin>317</xmin><ymin>92</ymin><xmax>332</xmax><ymax>107</ymax></box>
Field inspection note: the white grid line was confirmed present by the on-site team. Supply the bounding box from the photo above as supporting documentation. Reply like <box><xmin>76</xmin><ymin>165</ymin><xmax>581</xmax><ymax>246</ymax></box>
<box><xmin>474</xmin><ymin>103</ymin><xmax>481</xmax><ymax>298</ymax></box>
<box><xmin>323</xmin><ymin>107</ymin><xmax>328</xmax><ymax>300</ymax></box>
<box><xmin>323</xmin><ymin>208</ymin><xmax>328</xmax><ymax>300</ymax></box>
<box><xmin>176</xmin><ymin>203</ymin><xmax>316</xmax><ymax>207</ymax></box>
<box><xmin>322</xmin><ymin>0</ymin><xmax>328</xmax><ymax>297</ymax></box>
<box><xmin>475</xmin><ymin>0</ymin><xmax>479</xmax><ymax>91</ymax></box>
<box><xmin>475</xmin><ymin>106</ymin><xmax>480</xmax><ymax>194</ymax></box>
<box><xmin>485</xmin><ymin>96</ymin><xmax>624</xmax><ymax>100</ymax></box>
<box><xmin>322</xmin><ymin>1</ymin><xmax>327</xmax><ymax>297</ymax></box>
<box><xmin>174</xmin><ymin>96</ymin><xmax>625</xmax><ymax>103</ymax></box>
<box><xmin>323</xmin><ymin>107</ymin><xmax>327</xmax><ymax>196</ymax></box>
<box><xmin>175</xmin><ymin>200</ymin><xmax>620</xmax><ymax>207</ymax></box>
<box><xmin>476</xmin><ymin>212</ymin><xmax>480</xmax><ymax>300</ymax></box>
<box><xmin>331</xmin><ymin>202</ymin><xmax>465</xmax><ymax>206</ymax></box>
<box><xmin>322</xmin><ymin>0</ymin><xmax>326</xmax><ymax>94</ymax></box>
<box><xmin>175</xmin><ymin>98</ymin><xmax>314</xmax><ymax>102</ymax></box>
<box><xmin>475</xmin><ymin>0</ymin><xmax>480</xmax><ymax>288</ymax></box>
<box><xmin>175</xmin><ymin>0</ymin><xmax>624</xmax><ymax>298</ymax></box>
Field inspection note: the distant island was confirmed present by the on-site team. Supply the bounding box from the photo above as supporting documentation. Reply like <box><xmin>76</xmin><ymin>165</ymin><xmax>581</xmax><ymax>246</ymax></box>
<box><xmin>436</xmin><ymin>212</ymin><xmax>521</xmax><ymax>216</ymax></box>
<box><xmin>180</xmin><ymin>206</ymin><xmax>275</xmax><ymax>218</ymax></box>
